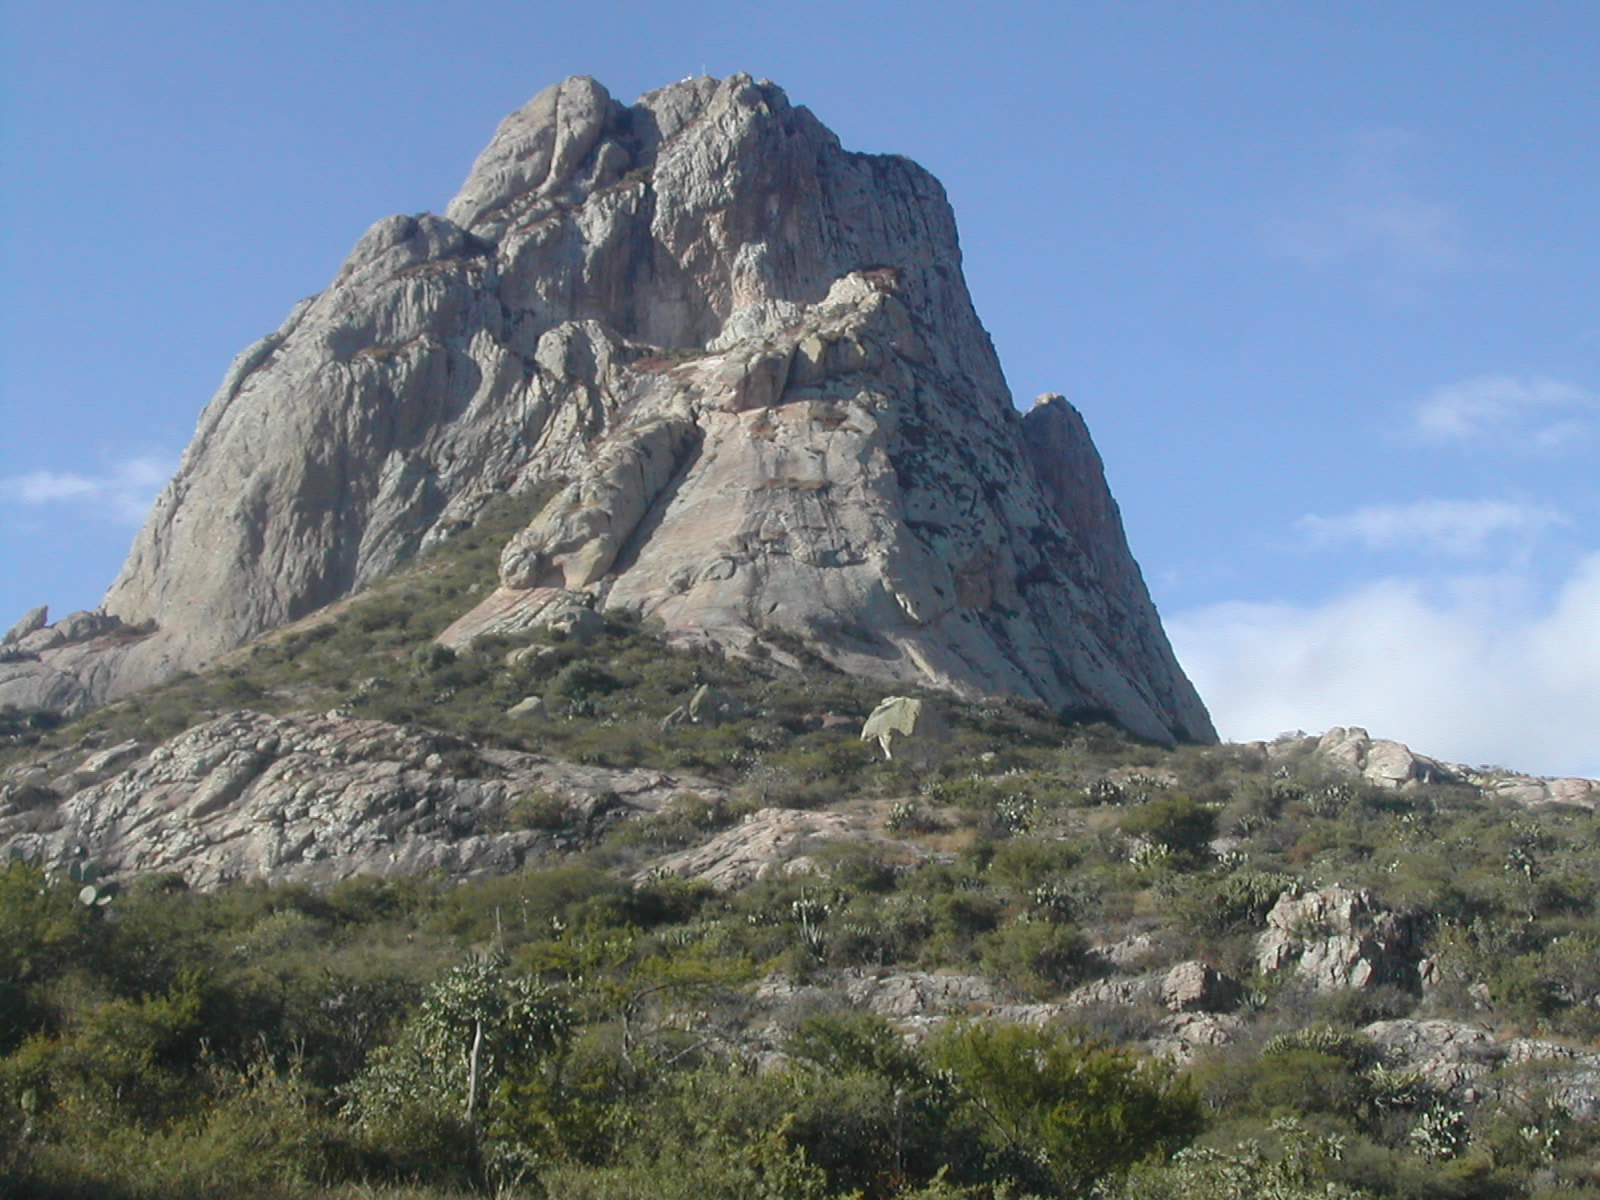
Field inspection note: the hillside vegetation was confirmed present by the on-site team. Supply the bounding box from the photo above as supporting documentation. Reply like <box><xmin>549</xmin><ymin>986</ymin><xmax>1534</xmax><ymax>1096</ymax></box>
<box><xmin>3</xmin><ymin>499</ymin><xmax>1600</xmax><ymax>1199</ymax></box>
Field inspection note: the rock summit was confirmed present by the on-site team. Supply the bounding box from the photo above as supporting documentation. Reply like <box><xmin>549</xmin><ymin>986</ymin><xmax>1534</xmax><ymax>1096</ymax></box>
<box><xmin>2</xmin><ymin>74</ymin><xmax>1213</xmax><ymax>745</ymax></box>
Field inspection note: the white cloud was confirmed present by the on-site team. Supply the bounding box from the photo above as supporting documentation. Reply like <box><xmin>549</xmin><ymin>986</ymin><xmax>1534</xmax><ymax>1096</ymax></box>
<box><xmin>1265</xmin><ymin>129</ymin><xmax>1466</xmax><ymax>278</ymax></box>
<box><xmin>1168</xmin><ymin>555</ymin><xmax>1600</xmax><ymax>779</ymax></box>
<box><xmin>1</xmin><ymin>455</ymin><xmax>174</xmax><ymax>525</ymax></box>
<box><xmin>1415</xmin><ymin>374</ymin><xmax>1597</xmax><ymax>450</ymax></box>
<box><xmin>1297</xmin><ymin>498</ymin><xmax>1569</xmax><ymax>556</ymax></box>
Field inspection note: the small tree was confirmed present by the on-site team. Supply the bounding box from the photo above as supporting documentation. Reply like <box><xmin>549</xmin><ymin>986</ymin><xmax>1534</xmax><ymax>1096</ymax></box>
<box><xmin>344</xmin><ymin>953</ymin><xmax>574</xmax><ymax>1175</ymax></box>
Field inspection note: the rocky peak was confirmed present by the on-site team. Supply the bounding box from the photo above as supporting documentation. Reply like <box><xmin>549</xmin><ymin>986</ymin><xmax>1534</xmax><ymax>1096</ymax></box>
<box><xmin>1</xmin><ymin>74</ymin><xmax>1213</xmax><ymax>745</ymax></box>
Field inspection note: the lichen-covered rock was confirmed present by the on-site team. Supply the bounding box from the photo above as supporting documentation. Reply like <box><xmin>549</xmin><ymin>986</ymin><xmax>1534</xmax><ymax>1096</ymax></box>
<box><xmin>1364</xmin><ymin>1018</ymin><xmax>1600</xmax><ymax>1117</ymax></box>
<box><xmin>4</xmin><ymin>74</ymin><xmax>1211</xmax><ymax>748</ymax></box>
<box><xmin>438</xmin><ymin>588</ymin><xmax>600</xmax><ymax>649</ymax></box>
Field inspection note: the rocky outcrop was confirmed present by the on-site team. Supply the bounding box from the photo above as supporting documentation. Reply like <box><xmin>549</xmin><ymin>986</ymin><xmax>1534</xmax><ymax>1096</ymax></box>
<box><xmin>0</xmin><ymin>609</ymin><xmax>146</xmax><ymax>717</ymax></box>
<box><xmin>1314</xmin><ymin>726</ymin><xmax>1458</xmax><ymax>788</ymax></box>
<box><xmin>1279</xmin><ymin>727</ymin><xmax>1599</xmax><ymax>809</ymax></box>
<box><xmin>3</xmin><ymin>74</ymin><xmax>1211</xmax><ymax>746</ymax></box>
<box><xmin>2</xmin><ymin>606</ymin><xmax>48</xmax><ymax>645</ymax></box>
<box><xmin>1364</xmin><ymin>1019</ymin><xmax>1600</xmax><ymax>1118</ymax></box>
<box><xmin>1474</xmin><ymin>773</ymin><xmax>1600</xmax><ymax>810</ymax></box>
<box><xmin>649</xmin><ymin>806</ymin><xmax>924</xmax><ymax>890</ymax></box>
<box><xmin>0</xmin><ymin>710</ymin><xmax>722</xmax><ymax>888</ymax></box>
<box><xmin>1255</xmin><ymin>885</ymin><xmax>1417</xmax><ymax>991</ymax></box>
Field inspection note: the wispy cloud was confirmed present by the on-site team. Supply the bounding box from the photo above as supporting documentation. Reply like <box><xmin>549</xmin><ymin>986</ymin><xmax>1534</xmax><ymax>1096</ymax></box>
<box><xmin>1169</xmin><ymin>554</ymin><xmax>1600</xmax><ymax>779</ymax></box>
<box><xmin>1414</xmin><ymin>374</ymin><xmax>1598</xmax><ymax>451</ymax></box>
<box><xmin>1264</xmin><ymin>129</ymin><xmax>1467</xmax><ymax>281</ymax></box>
<box><xmin>1</xmin><ymin>455</ymin><xmax>174</xmax><ymax>525</ymax></box>
<box><xmin>1297</xmin><ymin>498</ymin><xmax>1570</xmax><ymax>556</ymax></box>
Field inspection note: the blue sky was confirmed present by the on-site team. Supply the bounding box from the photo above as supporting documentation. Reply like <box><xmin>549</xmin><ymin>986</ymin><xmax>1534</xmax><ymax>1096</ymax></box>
<box><xmin>2</xmin><ymin>1</ymin><xmax>1597</xmax><ymax>776</ymax></box>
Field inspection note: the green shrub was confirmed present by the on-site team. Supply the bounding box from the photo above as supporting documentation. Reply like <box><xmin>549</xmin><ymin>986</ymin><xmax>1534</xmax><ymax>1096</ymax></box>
<box><xmin>1119</xmin><ymin>795</ymin><xmax>1217</xmax><ymax>866</ymax></box>
<box><xmin>929</xmin><ymin>1022</ymin><xmax>1202</xmax><ymax>1194</ymax></box>
<box><xmin>978</xmin><ymin>918</ymin><xmax>1089</xmax><ymax>999</ymax></box>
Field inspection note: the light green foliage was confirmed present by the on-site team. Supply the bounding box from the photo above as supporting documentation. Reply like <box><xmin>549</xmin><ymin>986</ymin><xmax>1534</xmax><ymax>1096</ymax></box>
<box><xmin>343</xmin><ymin>954</ymin><xmax>575</xmax><ymax>1187</ymax></box>
<box><xmin>538</xmin><ymin>1124</ymin><xmax>834</xmax><ymax>1200</ymax></box>
<box><xmin>347</xmin><ymin>954</ymin><xmax>574</xmax><ymax>1127</ymax></box>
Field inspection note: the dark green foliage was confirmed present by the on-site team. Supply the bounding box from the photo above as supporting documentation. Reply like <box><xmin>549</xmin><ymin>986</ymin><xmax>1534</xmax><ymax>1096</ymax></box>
<box><xmin>1118</xmin><ymin>794</ymin><xmax>1218</xmax><ymax>866</ymax></box>
<box><xmin>1174</xmin><ymin>867</ymin><xmax>1299</xmax><ymax>937</ymax></box>
<box><xmin>977</xmin><ymin>917</ymin><xmax>1090</xmax><ymax>998</ymax></box>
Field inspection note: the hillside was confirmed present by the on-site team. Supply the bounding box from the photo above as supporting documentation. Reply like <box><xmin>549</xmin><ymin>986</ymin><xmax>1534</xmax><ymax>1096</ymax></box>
<box><xmin>3</xmin><ymin>483</ymin><xmax>1599</xmax><ymax>1198</ymax></box>
<box><xmin>1</xmin><ymin>72</ymin><xmax>1597</xmax><ymax>1199</ymax></box>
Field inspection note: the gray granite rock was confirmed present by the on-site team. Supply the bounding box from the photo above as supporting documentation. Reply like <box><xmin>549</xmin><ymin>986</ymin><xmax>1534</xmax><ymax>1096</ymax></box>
<box><xmin>2</xmin><ymin>606</ymin><xmax>47</xmax><ymax>645</ymax></box>
<box><xmin>1160</xmin><ymin>960</ymin><xmax>1243</xmax><ymax>1013</ymax></box>
<box><xmin>7</xmin><ymin>75</ymin><xmax>1213</xmax><ymax>746</ymax></box>
<box><xmin>1255</xmin><ymin>885</ymin><xmax>1417</xmax><ymax>991</ymax></box>
<box><xmin>1</xmin><ymin>709</ymin><xmax>722</xmax><ymax>888</ymax></box>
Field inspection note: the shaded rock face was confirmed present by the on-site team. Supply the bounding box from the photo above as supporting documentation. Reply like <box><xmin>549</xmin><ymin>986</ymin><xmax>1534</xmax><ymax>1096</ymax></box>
<box><xmin>1</xmin><ymin>710</ymin><xmax>721</xmax><ymax>888</ymax></box>
<box><xmin>6</xmin><ymin>74</ymin><xmax>1212</xmax><ymax>745</ymax></box>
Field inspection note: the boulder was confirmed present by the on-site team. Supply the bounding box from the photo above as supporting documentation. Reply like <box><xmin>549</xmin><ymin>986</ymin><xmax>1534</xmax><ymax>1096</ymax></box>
<box><xmin>861</xmin><ymin>696</ymin><xmax>948</xmax><ymax>766</ymax></box>
<box><xmin>1147</xmin><ymin>1013</ymin><xmax>1245</xmax><ymax>1064</ymax></box>
<box><xmin>2</xmin><ymin>606</ymin><xmax>47</xmax><ymax>645</ymax></box>
<box><xmin>1255</xmin><ymin>885</ymin><xmax>1416</xmax><ymax>991</ymax></box>
<box><xmin>1479</xmin><ymin>774</ymin><xmax>1600</xmax><ymax>810</ymax></box>
<box><xmin>1315</xmin><ymin>727</ymin><xmax>1456</xmax><ymax>788</ymax></box>
<box><xmin>1160</xmin><ymin>961</ymin><xmax>1243</xmax><ymax>1013</ymax></box>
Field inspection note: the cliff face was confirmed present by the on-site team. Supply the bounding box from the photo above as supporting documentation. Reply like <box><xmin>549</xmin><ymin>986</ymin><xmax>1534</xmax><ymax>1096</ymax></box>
<box><xmin>2</xmin><ymin>74</ymin><xmax>1213</xmax><ymax>744</ymax></box>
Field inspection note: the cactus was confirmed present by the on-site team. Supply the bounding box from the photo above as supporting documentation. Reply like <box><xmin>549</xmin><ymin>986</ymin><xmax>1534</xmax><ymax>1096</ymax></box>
<box><xmin>68</xmin><ymin>861</ymin><xmax>101</xmax><ymax>885</ymax></box>
<box><xmin>77</xmin><ymin>882</ymin><xmax>117</xmax><ymax>907</ymax></box>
